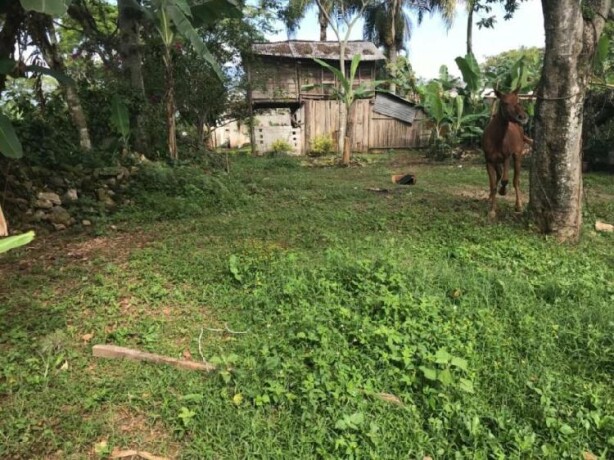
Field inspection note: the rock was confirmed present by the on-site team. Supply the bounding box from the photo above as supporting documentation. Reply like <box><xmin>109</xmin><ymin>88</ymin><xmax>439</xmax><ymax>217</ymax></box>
<box><xmin>106</xmin><ymin>178</ymin><xmax>117</xmax><ymax>187</ymax></box>
<box><xmin>95</xmin><ymin>167</ymin><xmax>122</xmax><ymax>178</ymax></box>
<box><xmin>595</xmin><ymin>220</ymin><xmax>614</xmax><ymax>233</ymax></box>
<box><xmin>82</xmin><ymin>219</ymin><xmax>92</xmax><ymax>226</ymax></box>
<box><xmin>7</xmin><ymin>197</ymin><xmax>29</xmax><ymax>208</ymax></box>
<box><xmin>53</xmin><ymin>223</ymin><xmax>67</xmax><ymax>231</ymax></box>
<box><xmin>48</xmin><ymin>206</ymin><xmax>72</xmax><ymax>226</ymax></box>
<box><xmin>97</xmin><ymin>188</ymin><xmax>115</xmax><ymax>209</ymax></box>
<box><xmin>49</xmin><ymin>176</ymin><xmax>65</xmax><ymax>188</ymax></box>
<box><xmin>25</xmin><ymin>209</ymin><xmax>47</xmax><ymax>223</ymax></box>
<box><xmin>35</xmin><ymin>199</ymin><xmax>54</xmax><ymax>209</ymax></box>
<box><xmin>37</xmin><ymin>192</ymin><xmax>61</xmax><ymax>205</ymax></box>
<box><xmin>117</xmin><ymin>167</ymin><xmax>130</xmax><ymax>180</ymax></box>
<box><xmin>63</xmin><ymin>189</ymin><xmax>79</xmax><ymax>202</ymax></box>
<box><xmin>33</xmin><ymin>210</ymin><xmax>47</xmax><ymax>222</ymax></box>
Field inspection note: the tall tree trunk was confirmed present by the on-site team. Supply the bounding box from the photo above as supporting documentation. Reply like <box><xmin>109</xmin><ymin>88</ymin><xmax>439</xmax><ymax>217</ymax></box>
<box><xmin>318</xmin><ymin>9</ymin><xmax>328</xmax><ymax>41</ymax></box>
<box><xmin>466</xmin><ymin>2</ymin><xmax>474</xmax><ymax>56</ymax></box>
<box><xmin>117</xmin><ymin>0</ymin><xmax>148</xmax><ymax>153</ymax></box>
<box><xmin>0</xmin><ymin>2</ymin><xmax>26</xmax><ymax>96</ymax></box>
<box><xmin>32</xmin><ymin>16</ymin><xmax>92</xmax><ymax>151</ymax></box>
<box><xmin>163</xmin><ymin>47</ymin><xmax>178</xmax><ymax>160</ymax></box>
<box><xmin>388</xmin><ymin>0</ymin><xmax>398</xmax><ymax>93</ymax></box>
<box><xmin>197</xmin><ymin>114</ymin><xmax>206</xmax><ymax>148</ymax></box>
<box><xmin>529</xmin><ymin>0</ymin><xmax>611</xmax><ymax>242</ymax></box>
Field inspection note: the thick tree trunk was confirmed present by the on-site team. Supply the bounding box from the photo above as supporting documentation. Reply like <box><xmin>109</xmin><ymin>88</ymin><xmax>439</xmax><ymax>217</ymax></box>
<box><xmin>0</xmin><ymin>2</ymin><xmax>25</xmax><ymax>96</ymax></box>
<box><xmin>530</xmin><ymin>0</ymin><xmax>611</xmax><ymax>242</ymax></box>
<box><xmin>117</xmin><ymin>0</ymin><xmax>148</xmax><ymax>153</ymax></box>
<box><xmin>65</xmin><ymin>84</ymin><xmax>92</xmax><ymax>150</ymax></box>
<box><xmin>33</xmin><ymin>16</ymin><xmax>92</xmax><ymax>151</ymax></box>
<box><xmin>163</xmin><ymin>48</ymin><xmax>178</xmax><ymax>160</ymax></box>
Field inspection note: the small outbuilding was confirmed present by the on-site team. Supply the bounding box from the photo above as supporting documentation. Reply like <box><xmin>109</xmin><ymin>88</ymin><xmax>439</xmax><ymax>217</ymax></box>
<box><xmin>245</xmin><ymin>40</ymin><xmax>430</xmax><ymax>155</ymax></box>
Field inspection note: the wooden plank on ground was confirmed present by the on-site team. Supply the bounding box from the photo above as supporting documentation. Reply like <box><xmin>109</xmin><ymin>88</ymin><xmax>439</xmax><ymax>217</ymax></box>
<box><xmin>93</xmin><ymin>344</ymin><xmax>216</xmax><ymax>372</ymax></box>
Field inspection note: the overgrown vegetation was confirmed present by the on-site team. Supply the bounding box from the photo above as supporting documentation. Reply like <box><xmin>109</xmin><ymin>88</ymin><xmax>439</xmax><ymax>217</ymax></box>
<box><xmin>270</xmin><ymin>138</ymin><xmax>294</xmax><ymax>155</ymax></box>
<box><xmin>1</xmin><ymin>153</ymin><xmax>613</xmax><ymax>458</ymax></box>
<box><xmin>309</xmin><ymin>134</ymin><xmax>335</xmax><ymax>156</ymax></box>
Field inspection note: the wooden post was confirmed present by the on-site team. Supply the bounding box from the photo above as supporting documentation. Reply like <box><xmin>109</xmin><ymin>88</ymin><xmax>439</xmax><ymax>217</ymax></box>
<box><xmin>245</xmin><ymin>65</ymin><xmax>257</xmax><ymax>156</ymax></box>
<box><xmin>0</xmin><ymin>203</ymin><xmax>7</xmax><ymax>237</ymax></box>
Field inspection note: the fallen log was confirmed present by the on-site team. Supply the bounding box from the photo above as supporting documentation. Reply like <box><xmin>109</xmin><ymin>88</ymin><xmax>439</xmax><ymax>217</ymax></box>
<box><xmin>93</xmin><ymin>344</ymin><xmax>216</xmax><ymax>372</ymax></box>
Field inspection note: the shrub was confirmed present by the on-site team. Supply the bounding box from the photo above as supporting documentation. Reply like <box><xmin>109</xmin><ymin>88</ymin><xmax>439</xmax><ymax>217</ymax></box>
<box><xmin>309</xmin><ymin>134</ymin><xmax>334</xmax><ymax>157</ymax></box>
<box><xmin>270</xmin><ymin>139</ymin><xmax>293</xmax><ymax>155</ymax></box>
<box><xmin>426</xmin><ymin>138</ymin><xmax>455</xmax><ymax>161</ymax></box>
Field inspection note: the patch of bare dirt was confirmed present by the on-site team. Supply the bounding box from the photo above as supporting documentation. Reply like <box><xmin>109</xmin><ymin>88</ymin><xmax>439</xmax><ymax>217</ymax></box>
<box><xmin>44</xmin><ymin>408</ymin><xmax>180</xmax><ymax>460</ymax></box>
<box><xmin>0</xmin><ymin>229</ymin><xmax>155</xmax><ymax>279</ymax></box>
<box><xmin>452</xmin><ymin>186</ymin><xmax>521</xmax><ymax>203</ymax></box>
<box><xmin>109</xmin><ymin>407</ymin><xmax>179</xmax><ymax>458</ymax></box>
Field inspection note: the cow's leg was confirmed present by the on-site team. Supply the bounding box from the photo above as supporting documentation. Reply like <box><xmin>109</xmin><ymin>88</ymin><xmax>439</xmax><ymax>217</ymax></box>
<box><xmin>486</xmin><ymin>162</ymin><xmax>498</xmax><ymax>219</ymax></box>
<box><xmin>499</xmin><ymin>155</ymin><xmax>510</xmax><ymax>196</ymax></box>
<box><xmin>513</xmin><ymin>153</ymin><xmax>522</xmax><ymax>212</ymax></box>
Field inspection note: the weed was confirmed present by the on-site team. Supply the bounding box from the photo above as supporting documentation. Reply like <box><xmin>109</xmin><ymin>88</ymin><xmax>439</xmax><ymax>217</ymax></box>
<box><xmin>270</xmin><ymin>139</ymin><xmax>294</xmax><ymax>156</ymax></box>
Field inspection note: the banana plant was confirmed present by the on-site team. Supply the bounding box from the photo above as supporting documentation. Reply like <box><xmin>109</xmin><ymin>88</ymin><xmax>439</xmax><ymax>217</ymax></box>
<box><xmin>448</xmin><ymin>95</ymin><xmax>489</xmax><ymax>142</ymax></box>
<box><xmin>0</xmin><ymin>113</ymin><xmax>22</xmax><ymax>237</ymax></box>
<box><xmin>454</xmin><ymin>52</ymin><xmax>481</xmax><ymax>101</ymax></box>
<box><xmin>0</xmin><ymin>0</ymin><xmax>75</xmax><ymax>163</ymax></box>
<box><xmin>303</xmin><ymin>54</ymin><xmax>387</xmax><ymax>164</ymax></box>
<box><xmin>419</xmin><ymin>81</ymin><xmax>452</xmax><ymax>141</ymax></box>
<box><xmin>1</xmin><ymin>0</ymin><xmax>72</xmax><ymax>237</ymax></box>
<box><xmin>125</xmin><ymin>0</ymin><xmax>242</xmax><ymax>160</ymax></box>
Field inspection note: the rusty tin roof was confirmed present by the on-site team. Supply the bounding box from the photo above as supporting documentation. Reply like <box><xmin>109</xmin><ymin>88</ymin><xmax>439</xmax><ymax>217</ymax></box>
<box><xmin>252</xmin><ymin>40</ymin><xmax>386</xmax><ymax>61</ymax></box>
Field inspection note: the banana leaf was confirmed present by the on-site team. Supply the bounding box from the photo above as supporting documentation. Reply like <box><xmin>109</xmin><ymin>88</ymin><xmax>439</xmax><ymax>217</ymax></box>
<box><xmin>0</xmin><ymin>231</ymin><xmax>35</xmax><ymax>254</ymax></box>
<box><xmin>0</xmin><ymin>113</ymin><xmax>23</xmax><ymax>159</ymax></box>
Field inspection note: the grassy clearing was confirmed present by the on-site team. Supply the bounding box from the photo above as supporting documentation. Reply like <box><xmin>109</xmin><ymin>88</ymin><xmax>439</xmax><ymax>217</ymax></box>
<box><xmin>1</xmin><ymin>152</ymin><xmax>613</xmax><ymax>459</ymax></box>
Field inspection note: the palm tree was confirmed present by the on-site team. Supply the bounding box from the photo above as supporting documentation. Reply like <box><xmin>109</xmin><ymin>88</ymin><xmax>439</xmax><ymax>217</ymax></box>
<box><xmin>465</xmin><ymin>0</ymin><xmax>477</xmax><ymax>55</ymax></box>
<box><xmin>363</xmin><ymin>0</ymin><xmax>457</xmax><ymax>61</ymax></box>
<box><xmin>362</xmin><ymin>0</ymin><xmax>456</xmax><ymax>92</ymax></box>
<box><xmin>283</xmin><ymin>0</ymin><xmax>334</xmax><ymax>41</ymax></box>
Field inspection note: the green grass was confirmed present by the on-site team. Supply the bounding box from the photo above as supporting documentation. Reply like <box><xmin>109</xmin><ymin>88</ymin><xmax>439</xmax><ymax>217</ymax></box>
<box><xmin>1</xmin><ymin>152</ymin><xmax>613</xmax><ymax>459</ymax></box>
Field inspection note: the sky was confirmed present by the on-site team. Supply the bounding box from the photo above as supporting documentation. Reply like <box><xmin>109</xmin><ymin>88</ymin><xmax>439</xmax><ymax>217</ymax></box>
<box><xmin>264</xmin><ymin>0</ymin><xmax>545</xmax><ymax>80</ymax></box>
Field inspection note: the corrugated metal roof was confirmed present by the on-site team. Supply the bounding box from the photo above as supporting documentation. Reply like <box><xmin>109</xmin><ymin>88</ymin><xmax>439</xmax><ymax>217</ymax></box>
<box><xmin>373</xmin><ymin>93</ymin><xmax>419</xmax><ymax>124</ymax></box>
<box><xmin>252</xmin><ymin>40</ymin><xmax>386</xmax><ymax>62</ymax></box>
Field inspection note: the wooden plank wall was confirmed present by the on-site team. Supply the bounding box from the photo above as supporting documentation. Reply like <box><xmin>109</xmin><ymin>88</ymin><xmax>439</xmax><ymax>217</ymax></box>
<box><xmin>251</xmin><ymin>58</ymin><xmax>378</xmax><ymax>102</ymax></box>
<box><xmin>251</xmin><ymin>61</ymin><xmax>299</xmax><ymax>102</ymax></box>
<box><xmin>303</xmin><ymin>99</ymin><xmax>429</xmax><ymax>153</ymax></box>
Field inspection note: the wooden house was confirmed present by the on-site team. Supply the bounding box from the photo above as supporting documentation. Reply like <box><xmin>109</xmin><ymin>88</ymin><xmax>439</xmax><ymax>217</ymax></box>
<box><xmin>246</xmin><ymin>40</ymin><xmax>430</xmax><ymax>155</ymax></box>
